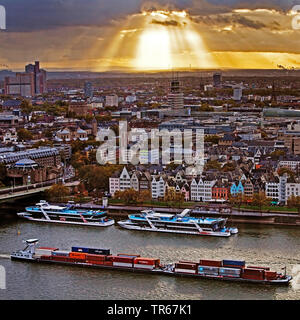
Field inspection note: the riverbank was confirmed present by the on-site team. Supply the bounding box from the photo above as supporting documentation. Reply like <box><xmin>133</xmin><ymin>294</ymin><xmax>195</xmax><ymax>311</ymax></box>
<box><xmin>77</xmin><ymin>203</ymin><xmax>300</xmax><ymax>227</ymax></box>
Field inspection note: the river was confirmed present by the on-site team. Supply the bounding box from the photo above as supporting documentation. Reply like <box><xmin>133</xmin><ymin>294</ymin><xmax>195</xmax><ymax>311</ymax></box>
<box><xmin>0</xmin><ymin>199</ymin><xmax>300</xmax><ymax>300</ymax></box>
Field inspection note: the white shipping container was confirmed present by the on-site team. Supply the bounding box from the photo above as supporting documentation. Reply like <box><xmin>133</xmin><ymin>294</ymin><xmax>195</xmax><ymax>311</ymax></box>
<box><xmin>174</xmin><ymin>269</ymin><xmax>197</xmax><ymax>274</ymax></box>
<box><xmin>113</xmin><ymin>262</ymin><xmax>133</xmax><ymax>268</ymax></box>
<box><xmin>35</xmin><ymin>249</ymin><xmax>53</xmax><ymax>256</ymax></box>
<box><xmin>134</xmin><ymin>264</ymin><xmax>155</xmax><ymax>270</ymax></box>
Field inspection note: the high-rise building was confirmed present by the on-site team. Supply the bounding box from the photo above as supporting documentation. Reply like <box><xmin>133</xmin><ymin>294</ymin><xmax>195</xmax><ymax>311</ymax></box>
<box><xmin>25</xmin><ymin>61</ymin><xmax>47</xmax><ymax>95</ymax></box>
<box><xmin>233</xmin><ymin>86</ymin><xmax>243</xmax><ymax>101</ymax></box>
<box><xmin>84</xmin><ymin>82</ymin><xmax>93</xmax><ymax>99</ymax></box>
<box><xmin>168</xmin><ymin>78</ymin><xmax>184</xmax><ymax>109</ymax></box>
<box><xmin>213</xmin><ymin>72</ymin><xmax>222</xmax><ymax>88</ymax></box>
<box><xmin>4</xmin><ymin>61</ymin><xmax>46</xmax><ymax>97</ymax></box>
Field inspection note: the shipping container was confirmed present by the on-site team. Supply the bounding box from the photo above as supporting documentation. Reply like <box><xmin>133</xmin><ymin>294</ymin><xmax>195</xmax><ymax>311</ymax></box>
<box><xmin>174</xmin><ymin>269</ymin><xmax>197</xmax><ymax>274</ymax></box>
<box><xmin>71</xmin><ymin>247</ymin><xmax>110</xmax><ymax>255</ymax></box>
<box><xmin>69</xmin><ymin>252</ymin><xmax>87</xmax><ymax>259</ymax></box>
<box><xmin>85</xmin><ymin>254</ymin><xmax>106</xmax><ymax>261</ymax></box>
<box><xmin>111</xmin><ymin>256</ymin><xmax>134</xmax><ymax>263</ymax></box>
<box><xmin>35</xmin><ymin>249</ymin><xmax>55</xmax><ymax>256</ymax></box>
<box><xmin>103</xmin><ymin>261</ymin><xmax>113</xmax><ymax>266</ymax></box>
<box><xmin>71</xmin><ymin>246</ymin><xmax>90</xmax><ymax>253</ymax></box>
<box><xmin>134</xmin><ymin>264</ymin><xmax>155</xmax><ymax>270</ymax></box>
<box><xmin>219</xmin><ymin>268</ymin><xmax>241</xmax><ymax>278</ymax></box>
<box><xmin>112</xmin><ymin>262</ymin><xmax>133</xmax><ymax>268</ymax></box>
<box><xmin>87</xmin><ymin>248</ymin><xmax>110</xmax><ymax>256</ymax></box>
<box><xmin>242</xmin><ymin>274</ymin><xmax>264</xmax><ymax>280</ymax></box>
<box><xmin>134</xmin><ymin>258</ymin><xmax>160</xmax><ymax>266</ymax></box>
<box><xmin>222</xmin><ymin>260</ymin><xmax>245</xmax><ymax>267</ymax></box>
<box><xmin>38</xmin><ymin>247</ymin><xmax>58</xmax><ymax>251</ymax></box>
<box><xmin>199</xmin><ymin>260</ymin><xmax>222</xmax><ymax>267</ymax></box>
<box><xmin>118</xmin><ymin>253</ymin><xmax>140</xmax><ymax>258</ymax></box>
<box><xmin>175</xmin><ymin>263</ymin><xmax>197</xmax><ymax>270</ymax></box>
<box><xmin>179</xmin><ymin>261</ymin><xmax>199</xmax><ymax>266</ymax></box>
<box><xmin>243</xmin><ymin>268</ymin><xmax>264</xmax><ymax>275</ymax></box>
<box><xmin>51</xmin><ymin>250</ymin><xmax>70</xmax><ymax>257</ymax></box>
<box><xmin>198</xmin><ymin>266</ymin><xmax>219</xmax><ymax>275</ymax></box>
<box><xmin>247</xmin><ymin>266</ymin><xmax>270</xmax><ymax>271</ymax></box>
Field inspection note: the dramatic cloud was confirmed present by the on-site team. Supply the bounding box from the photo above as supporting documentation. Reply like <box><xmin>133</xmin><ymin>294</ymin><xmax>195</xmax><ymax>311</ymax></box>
<box><xmin>0</xmin><ymin>0</ymin><xmax>300</xmax><ymax>70</ymax></box>
<box><xmin>151</xmin><ymin>19</ymin><xmax>182</xmax><ymax>26</ymax></box>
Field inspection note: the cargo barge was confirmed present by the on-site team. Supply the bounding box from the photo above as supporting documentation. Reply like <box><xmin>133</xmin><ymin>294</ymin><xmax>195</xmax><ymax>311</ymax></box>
<box><xmin>118</xmin><ymin>209</ymin><xmax>238</xmax><ymax>237</ymax></box>
<box><xmin>11</xmin><ymin>239</ymin><xmax>292</xmax><ymax>286</ymax></box>
<box><xmin>17</xmin><ymin>200</ymin><xmax>115</xmax><ymax>227</ymax></box>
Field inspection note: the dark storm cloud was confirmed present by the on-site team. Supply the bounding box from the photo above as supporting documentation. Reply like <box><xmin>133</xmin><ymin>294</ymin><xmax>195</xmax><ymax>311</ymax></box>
<box><xmin>1</xmin><ymin>0</ymin><xmax>296</xmax><ymax>32</ymax></box>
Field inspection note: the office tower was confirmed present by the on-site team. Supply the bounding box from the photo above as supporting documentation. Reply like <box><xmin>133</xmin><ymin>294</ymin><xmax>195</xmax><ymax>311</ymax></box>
<box><xmin>213</xmin><ymin>72</ymin><xmax>222</xmax><ymax>88</ymax></box>
<box><xmin>233</xmin><ymin>86</ymin><xmax>243</xmax><ymax>101</ymax></box>
<box><xmin>168</xmin><ymin>77</ymin><xmax>184</xmax><ymax>109</ymax></box>
<box><xmin>25</xmin><ymin>61</ymin><xmax>47</xmax><ymax>95</ymax></box>
<box><xmin>84</xmin><ymin>82</ymin><xmax>93</xmax><ymax>99</ymax></box>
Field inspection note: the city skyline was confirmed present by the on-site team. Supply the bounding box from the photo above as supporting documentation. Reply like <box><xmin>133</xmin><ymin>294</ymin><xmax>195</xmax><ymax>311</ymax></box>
<box><xmin>0</xmin><ymin>0</ymin><xmax>300</xmax><ymax>71</ymax></box>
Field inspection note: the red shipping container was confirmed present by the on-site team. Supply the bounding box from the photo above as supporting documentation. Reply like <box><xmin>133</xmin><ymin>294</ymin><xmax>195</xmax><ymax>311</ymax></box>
<box><xmin>69</xmin><ymin>252</ymin><xmax>87</xmax><ymax>259</ymax></box>
<box><xmin>111</xmin><ymin>256</ymin><xmax>134</xmax><ymax>263</ymax></box>
<box><xmin>85</xmin><ymin>254</ymin><xmax>106</xmax><ymax>261</ymax></box>
<box><xmin>247</xmin><ymin>266</ymin><xmax>270</xmax><ymax>271</ymax></box>
<box><xmin>118</xmin><ymin>253</ymin><xmax>140</xmax><ymax>258</ymax></box>
<box><xmin>200</xmin><ymin>260</ymin><xmax>222</xmax><ymax>267</ymax></box>
<box><xmin>175</xmin><ymin>263</ymin><xmax>197</xmax><ymax>270</ymax></box>
<box><xmin>38</xmin><ymin>247</ymin><xmax>59</xmax><ymax>251</ymax></box>
<box><xmin>179</xmin><ymin>261</ymin><xmax>199</xmax><ymax>265</ymax></box>
<box><xmin>243</xmin><ymin>268</ymin><xmax>264</xmax><ymax>275</ymax></box>
<box><xmin>103</xmin><ymin>261</ymin><xmax>113</xmax><ymax>266</ymax></box>
<box><xmin>242</xmin><ymin>274</ymin><xmax>264</xmax><ymax>280</ymax></box>
<box><xmin>134</xmin><ymin>258</ymin><xmax>160</xmax><ymax>266</ymax></box>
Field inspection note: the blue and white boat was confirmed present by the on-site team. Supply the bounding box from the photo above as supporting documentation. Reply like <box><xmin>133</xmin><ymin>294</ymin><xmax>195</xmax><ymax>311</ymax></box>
<box><xmin>118</xmin><ymin>209</ymin><xmax>238</xmax><ymax>237</ymax></box>
<box><xmin>17</xmin><ymin>200</ymin><xmax>115</xmax><ymax>227</ymax></box>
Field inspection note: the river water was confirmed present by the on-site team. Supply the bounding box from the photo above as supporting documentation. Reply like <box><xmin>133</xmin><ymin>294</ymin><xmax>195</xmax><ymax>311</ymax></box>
<box><xmin>0</xmin><ymin>199</ymin><xmax>300</xmax><ymax>300</ymax></box>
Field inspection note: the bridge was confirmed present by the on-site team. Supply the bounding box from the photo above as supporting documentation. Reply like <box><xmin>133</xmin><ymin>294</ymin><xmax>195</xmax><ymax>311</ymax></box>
<box><xmin>0</xmin><ymin>180</ymin><xmax>78</xmax><ymax>203</ymax></box>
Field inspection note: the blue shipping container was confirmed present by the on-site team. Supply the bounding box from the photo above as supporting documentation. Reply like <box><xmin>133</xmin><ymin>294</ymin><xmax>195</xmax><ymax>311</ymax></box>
<box><xmin>71</xmin><ymin>247</ymin><xmax>90</xmax><ymax>253</ymax></box>
<box><xmin>222</xmin><ymin>260</ymin><xmax>245</xmax><ymax>267</ymax></box>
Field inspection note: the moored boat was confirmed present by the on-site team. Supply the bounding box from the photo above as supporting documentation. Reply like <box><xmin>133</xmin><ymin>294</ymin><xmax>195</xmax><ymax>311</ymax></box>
<box><xmin>17</xmin><ymin>200</ymin><xmax>114</xmax><ymax>227</ymax></box>
<box><xmin>118</xmin><ymin>209</ymin><xmax>238</xmax><ymax>237</ymax></box>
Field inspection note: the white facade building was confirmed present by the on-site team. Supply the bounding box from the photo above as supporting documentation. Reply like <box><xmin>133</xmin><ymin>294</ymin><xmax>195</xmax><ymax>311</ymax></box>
<box><xmin>190</xmin><ymin>178</ymin><xmax>216</xmax><ymax>202</ymax></box>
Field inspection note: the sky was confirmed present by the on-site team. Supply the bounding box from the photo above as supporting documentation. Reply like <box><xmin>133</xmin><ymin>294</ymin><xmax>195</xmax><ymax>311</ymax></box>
<box><xmin>0</xmin><ymin>0</ymin><xmax>300</xmax><ymax>71</ymax></box>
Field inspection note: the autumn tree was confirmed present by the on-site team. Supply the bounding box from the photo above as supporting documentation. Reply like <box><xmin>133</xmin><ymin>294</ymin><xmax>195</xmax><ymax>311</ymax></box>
<box><xmin>45</xmin><ymin>184</ymin><xmax>70</xmax><ymax>202</ymax></box>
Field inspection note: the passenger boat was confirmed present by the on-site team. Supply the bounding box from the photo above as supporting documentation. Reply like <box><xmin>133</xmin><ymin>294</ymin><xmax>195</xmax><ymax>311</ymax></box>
<box><xmin>17</xmin><ymin>200</ymin><xmax>114</xmax><ymax>227</ymax></box>
<box><xmin>118</xmin><ymin>209</ymin><xmax>238</xmax><ymax>237</ymax></box>
<box><xmin>11</xmin><ymin>239</ymin><xmax>292</xmax><ymax>286</ymax></box>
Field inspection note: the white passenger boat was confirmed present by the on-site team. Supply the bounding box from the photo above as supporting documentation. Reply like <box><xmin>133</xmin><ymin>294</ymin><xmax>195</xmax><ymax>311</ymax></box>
<box><xmin>17</xmin><ymin>200</ymin><xmax>115</xmax><ymax>227</ymax></box>
<box><xmin>118</xmin><ymin>209</ymin><xmax>238</xmax><ymax>237</ymax></box>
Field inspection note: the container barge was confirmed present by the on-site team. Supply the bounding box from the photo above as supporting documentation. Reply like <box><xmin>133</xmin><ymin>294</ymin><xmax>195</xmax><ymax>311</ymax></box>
<box><xmin>11</xmin><ymin>239</ymin><xmax>292</xmax><ymax>286</ymax></box>
<box><xmin>17</xmin><ymin>200</ymin><xmax>114</xmax><ymax>227</ymax></box>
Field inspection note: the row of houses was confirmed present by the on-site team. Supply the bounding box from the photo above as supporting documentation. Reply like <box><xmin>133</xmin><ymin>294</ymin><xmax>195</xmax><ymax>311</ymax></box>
<box><xmin>109</xmin><ymin>167</ymin><xmax>300</xmax><ymax>204</ymax></box>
